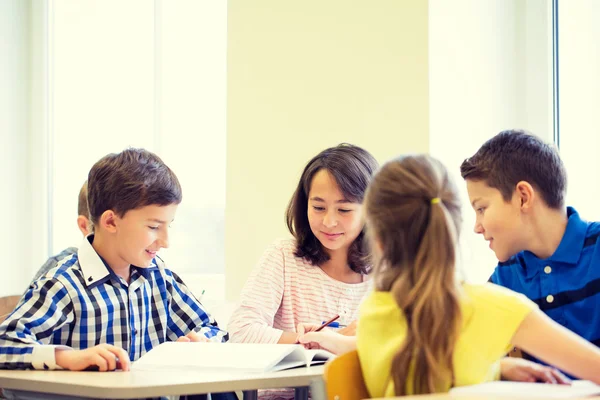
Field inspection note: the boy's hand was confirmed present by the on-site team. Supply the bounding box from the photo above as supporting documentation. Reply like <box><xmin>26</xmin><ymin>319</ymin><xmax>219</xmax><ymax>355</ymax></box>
<box><xmin>55</xmin><ymin>344</ymin><xmax>130</xmax><ymax>372</ymax></box>
<box><xmin>176</xmin><ymin>331</ymin><xmax>210</xmax><ymax>342</ymax></box>
<box><xmin>500</xmin><ymin>357</ymin><xmax>571</xmax><ymax>384</ymax></box>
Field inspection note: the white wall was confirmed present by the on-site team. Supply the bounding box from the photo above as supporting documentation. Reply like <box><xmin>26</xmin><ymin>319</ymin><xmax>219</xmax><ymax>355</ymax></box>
<box><xmin>429</xmin><ymin>0</ymin><xmax>553</xmax><ymax>283</ymax></box>
<box><xmin>0</xmin><ymin>1</ymin><xmax>32</xmax><ymax>296</ymax></box>
<box><xmin>226</xmin><ymin>0</ymin><xmax>430</xmax><ymax>300</ymax></box>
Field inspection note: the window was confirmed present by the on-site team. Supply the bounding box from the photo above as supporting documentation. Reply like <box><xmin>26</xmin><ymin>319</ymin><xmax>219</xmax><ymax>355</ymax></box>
<box><xmin>429</xmin><ymin>0</ymin><xmax>554</xmax><ymax>282</ymax></box>
<box><xmin>557</xmin><ymin>0</ymin><xmax>600</xmax><ymax>221</ymax></box>
<box><xmin>41</xmin><ymin>0</ymin><xmax>226</xmax><ymax>303</ymax></box>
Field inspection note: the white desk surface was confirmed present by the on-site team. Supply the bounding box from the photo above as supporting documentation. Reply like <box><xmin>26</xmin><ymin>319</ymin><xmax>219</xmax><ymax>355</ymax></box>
<box><xmin>378</xmin><ymin>394</ymin><xmax>600</xmax><ymax>400</ymax></box>
<box><xmin>0</xmin><ymin>366</ymin><xmax>324</xmax><ymax>399</ymax></box>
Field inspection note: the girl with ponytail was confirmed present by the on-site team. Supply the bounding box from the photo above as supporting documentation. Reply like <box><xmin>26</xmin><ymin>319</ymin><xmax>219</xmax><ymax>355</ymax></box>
<box><xmin>300</xmin><ymin>154</ymin><xmax>600</xmax><ymax>397</ymax></box>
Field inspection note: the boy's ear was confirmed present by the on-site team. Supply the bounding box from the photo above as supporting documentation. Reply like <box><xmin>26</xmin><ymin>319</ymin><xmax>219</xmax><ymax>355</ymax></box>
<box><xmin>515</xmin><ymin>181</ymin><xmax>535</xmax><ymax>210</ymax></box>
<box><xmin>76</xmin><ymin>215</ymin><xmax>90</xmax><ymax>237</ymax></box>
<box><xmin>99</xmin><ymin>210</ymin><xmax>119</xmax><ymax>233</ymax></box>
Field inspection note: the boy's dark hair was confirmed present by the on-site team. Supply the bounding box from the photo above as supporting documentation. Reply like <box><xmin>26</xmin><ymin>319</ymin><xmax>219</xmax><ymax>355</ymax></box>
<box><xmin>286</xmin><ymin>143</ymin><xmax>378</xmax><ymax>274</ymax></box>
<box><xmin>460</xmin><ymin>129</ymin><xmax>567</xmax><ymax>209</ymax></box>
<box><xmin>77</xmin><ymin>181</ymin><xmax>89</xmax><ymax>217</ymax></box>
<box><xmin>87</xmin><ymin>148</ymin><xmax>182</xmax><ymax>224</ymax></box>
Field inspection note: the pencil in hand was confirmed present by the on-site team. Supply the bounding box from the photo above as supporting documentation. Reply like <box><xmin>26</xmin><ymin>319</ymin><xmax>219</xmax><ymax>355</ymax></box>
<box><xmin>295</xmin><ymin>314</ymin><xmax>340</xmax><ymax>344</ymax></box>
<box><xmin>314</xmin><ymin>314</ymin><xmax>340</xmax><ymax>332</ymax></box>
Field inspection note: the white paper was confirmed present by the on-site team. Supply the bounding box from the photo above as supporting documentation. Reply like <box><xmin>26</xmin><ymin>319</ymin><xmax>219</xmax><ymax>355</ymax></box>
<box><xmin>450</xmin><ymin>381</ymin><xmax>600</xmax><ymax>399</ymax></box>
<box><xmin>132</xmin><ymin>342</ymin><xmax>334</xmax><ymax>373</ymax></box>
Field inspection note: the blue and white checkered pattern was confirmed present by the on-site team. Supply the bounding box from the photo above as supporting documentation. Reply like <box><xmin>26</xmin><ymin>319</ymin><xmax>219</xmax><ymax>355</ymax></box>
<box><xmin>0</xmin><ymin>235</ymin><xmax>227</xmax><ymax>370</ymax></box>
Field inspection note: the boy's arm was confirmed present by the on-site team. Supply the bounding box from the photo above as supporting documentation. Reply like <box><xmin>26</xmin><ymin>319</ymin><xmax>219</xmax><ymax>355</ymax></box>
<box><xmin>165</xmin><ymin>271</ymin><xmax>228</xmax><ymax>343</ymax></box>
<box><xmin>0</xmin><ymin>279</ymin><xmax>74</xmax><ymax>370</ymax></box>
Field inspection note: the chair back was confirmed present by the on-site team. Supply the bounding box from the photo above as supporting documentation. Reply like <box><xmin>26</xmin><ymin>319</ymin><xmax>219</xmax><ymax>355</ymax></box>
<box><xmin>0</xmin><ymin>295</ymin><xmax>21</xmax><ymax>324</ymax></box>
<box><xmin>324</xmin><ymin>350</ymin><xmax>369</xmax><ymax>400</ymax></box>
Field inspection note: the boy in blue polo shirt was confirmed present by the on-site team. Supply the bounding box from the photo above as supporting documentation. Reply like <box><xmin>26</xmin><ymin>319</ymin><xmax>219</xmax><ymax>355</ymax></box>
<box><xmin>461</xmin><ymin>130</ymin><xmax>600</xmax><ymax>358</ymax></box>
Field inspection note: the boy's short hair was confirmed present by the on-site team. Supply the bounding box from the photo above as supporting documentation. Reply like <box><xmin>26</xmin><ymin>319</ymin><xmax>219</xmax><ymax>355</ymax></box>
<box><xmin>460</xmin><ymin>129</ymin><xmax>566</xmax><ymax>209</ymax></box>
<box><xmin>87</xmin><ymin>148</ymin><xmax>182</xmax><ymax>224</ymax></box>
<box><xmin>77</xmin><ymin>181</ymin><xmax>89</xmax><ymax>217</ymax></box>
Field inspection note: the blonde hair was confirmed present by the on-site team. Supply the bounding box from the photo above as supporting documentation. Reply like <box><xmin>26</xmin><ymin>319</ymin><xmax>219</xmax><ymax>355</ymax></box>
<box><xmin>365</xmin><ymin>154</ymin><xmax>463</xmax><ymax>395</ymax></box>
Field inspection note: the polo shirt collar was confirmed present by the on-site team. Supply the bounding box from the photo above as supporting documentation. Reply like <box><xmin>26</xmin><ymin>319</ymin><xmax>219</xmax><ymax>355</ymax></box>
<box><xmin>522</xmin><ymin>207</ymin><xmax>587</xmax><ymax>275</ymax></box>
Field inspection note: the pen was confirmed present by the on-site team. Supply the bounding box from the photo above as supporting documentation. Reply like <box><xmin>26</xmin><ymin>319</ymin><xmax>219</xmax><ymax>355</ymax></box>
<box><xmin>315</xmin><ymin>314</ymin><xmax>340</xmax><ymax>332</ymax></box>
<box><xmin>320</xmin><ymin>321</ymin><xmax>347</xmax><ymax>329</ymax></box>
<box><xmin>295</xmin><ymin>314</ymin><xmax>341</xmax><ymax>344</ymax></box>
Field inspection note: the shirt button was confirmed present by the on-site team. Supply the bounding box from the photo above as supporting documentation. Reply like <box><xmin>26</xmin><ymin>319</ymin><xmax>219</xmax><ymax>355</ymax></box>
<box><xmin>546</xmin><ymin>295</ymin><xmax>554</xmax><ymax>303</ymax></box>
<box><xmin>133</xmin><ymin>329</ymin><xmax>138</xmax><ymax>335</ymax></box>
<box><xmin>544</xmin><ymin>266</ymin><xmax>552</xmax><ymax>274</ymax></box>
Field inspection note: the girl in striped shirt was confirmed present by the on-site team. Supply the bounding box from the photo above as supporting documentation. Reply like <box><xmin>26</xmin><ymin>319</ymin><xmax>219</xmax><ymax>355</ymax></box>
<box><xmin>228</xmin><ymin>144</ymin><xmax>378</xmax><ymax>345</ymax></box>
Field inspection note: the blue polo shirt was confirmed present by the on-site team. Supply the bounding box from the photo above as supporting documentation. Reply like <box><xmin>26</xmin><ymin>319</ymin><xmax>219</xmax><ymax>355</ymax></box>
<box><xmin>490</xmin><ymin>207</ymin><xmax>600</xmax><ymax>352</ymax></box>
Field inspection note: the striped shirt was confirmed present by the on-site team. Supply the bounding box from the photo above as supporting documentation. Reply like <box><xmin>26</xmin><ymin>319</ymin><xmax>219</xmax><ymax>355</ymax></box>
<box><xmin>0</xmin><ymin>235</ymin><xmax>227</xmax><ymax>370</ymax></box>
<box><xmin>490</xmin><ymin>207</ymin><xmax>600</xmax><ymax>351</ymax></box>
<box><xmin>228</xmin><ymin>238</ymin><xmax>372</xmax><ymax>344</ymax></box>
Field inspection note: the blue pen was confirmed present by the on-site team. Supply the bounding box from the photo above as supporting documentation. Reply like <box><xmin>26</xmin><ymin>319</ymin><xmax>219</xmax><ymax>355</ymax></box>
<box><xmin>321</xmin><ymin>321</ymin><xmax>346</xmax><ymax>328</ymax></box>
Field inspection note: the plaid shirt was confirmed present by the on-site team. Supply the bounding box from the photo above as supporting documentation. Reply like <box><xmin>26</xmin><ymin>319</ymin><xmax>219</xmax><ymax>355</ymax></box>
<box><xmin>0</xmin><ymin>235</ymin><xmax>227</xmax><ymax>370</ymax></box>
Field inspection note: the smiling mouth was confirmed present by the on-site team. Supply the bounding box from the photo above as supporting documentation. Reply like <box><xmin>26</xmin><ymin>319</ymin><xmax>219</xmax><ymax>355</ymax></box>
<box><xmin>322</xmin><ymin>232</ymin><xmax>343</xmax><ymax>237</ymax></box>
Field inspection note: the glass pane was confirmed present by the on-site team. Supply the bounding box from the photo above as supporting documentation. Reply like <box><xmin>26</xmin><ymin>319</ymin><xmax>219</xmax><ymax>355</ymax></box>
<box><xmin>558</xmin><ymin>0</ymin><xmax>600</xmax><ymax>220</ymax></box>
<box><xmin>429</xmin><ymin>0</ymin><xmax>554</xmax><ymax>282</ymax></box>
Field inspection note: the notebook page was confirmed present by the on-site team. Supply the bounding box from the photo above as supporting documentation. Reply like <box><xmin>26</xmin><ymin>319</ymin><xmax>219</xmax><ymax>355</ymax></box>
<box><xmin>450</xmin><ymin>381</ymin><xmax>600</xmax><ymax>399</ymax></box>
<box><xmin>132</xmin><ymin>342</ymin><xmax>297</xmax><ymax>373</ymax></box>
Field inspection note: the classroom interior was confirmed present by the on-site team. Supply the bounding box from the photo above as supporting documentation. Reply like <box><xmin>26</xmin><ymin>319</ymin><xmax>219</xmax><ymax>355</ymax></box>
<box><xmin>0</xmin><ymin>1</ymin><xmax>599</xmax><ymax>397</ymax></box>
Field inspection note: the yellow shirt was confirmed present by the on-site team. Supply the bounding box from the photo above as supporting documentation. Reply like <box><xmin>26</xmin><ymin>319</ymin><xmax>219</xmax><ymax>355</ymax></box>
<box><xmin>357</xmin><ymin>283</ymin><xmax>537</xmax><ymax>397</ymax></box>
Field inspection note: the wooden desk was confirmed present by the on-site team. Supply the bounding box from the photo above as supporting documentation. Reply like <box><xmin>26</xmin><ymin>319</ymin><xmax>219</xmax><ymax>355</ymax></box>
<box><xmin>0</xmin><ymin>366</ymin><xmax>324</xmax><ymax>399</ymax></box>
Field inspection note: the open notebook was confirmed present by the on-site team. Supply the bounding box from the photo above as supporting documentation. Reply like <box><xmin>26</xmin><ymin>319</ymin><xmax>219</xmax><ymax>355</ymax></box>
<box><xmin>450</xmin><ymin>381</ymin><xmax>600</xmax><ymax>399</ymax></box>
<box><xmin>132</xmin><ymin>342</ymin><xmax>334</xmax><ymax>373</ymax></box>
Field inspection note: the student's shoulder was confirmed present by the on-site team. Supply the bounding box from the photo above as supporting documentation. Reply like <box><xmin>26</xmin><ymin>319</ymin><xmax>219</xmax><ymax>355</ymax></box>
<box><xmin>491</xmin><ymin>252</ymin><xmax>528</xmax><ymax>282</ymax></box>
<box><xmin>250</xmin><ymin>238</ymin><xmax>312</xmax><ymax>276</ymax></box>
<box><xmin>146</xmin><ymin>256</ymin><xmax>179</xmax><ymax>282</ymax></box>
<box><xmin>267</xmin><ymin>238</ymin><xmax>297</xmax><ymax>255</ymax></box>
<box><xmin>260</xmin><ymin>238</ymin><xmax>303</xmax><ymax>263</ymax></box>
<box><xmin>50</xmin><ymin>247</ymin><xmax>78</xmax><ymax>264</ymax></box>
<box><xmin>30</xmin><ymin>252</ymin><xmax>83</xmax><ymax>290</ymax></box>
<box><xmin>462</xmin><ymin>283</ymin><xmax>537</xmax><ymax>315</ymax></box>
<box><xmin>584</xmin><ymin>220</ymin><xmax>600</xmax><ymax>246</ymax></box>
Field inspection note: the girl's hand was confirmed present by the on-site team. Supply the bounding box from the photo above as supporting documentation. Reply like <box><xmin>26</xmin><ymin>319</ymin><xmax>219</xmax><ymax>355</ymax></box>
<box><xmin>500</xmin><ymin>357</ymin><xmax>571</xmax><ymax>384</ymax></box>
<box><xmin>297</xmin><ymin>329</ymin><xmax>357</xmax><ymax>355</ymax></box>
<box><xmin>297</xmin><ymin>320</ymin><xmax>357</xmax><ymax>336</ymax></box>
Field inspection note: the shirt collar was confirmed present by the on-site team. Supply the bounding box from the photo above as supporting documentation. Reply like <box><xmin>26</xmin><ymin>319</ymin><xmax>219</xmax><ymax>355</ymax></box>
<box><xmin>522</xmin><ymin>207</ymin><xmax>587</xmax><ymax>270</ymax></box>
<box><xmin>78</xmin><ymin>234</ymin><xmax>112</xmax><ymax>287</ymax></box>
<box><xmin>78</xmin><ymin>235</ymin><xmax>164</xmax><ymax>288</ymax></box>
